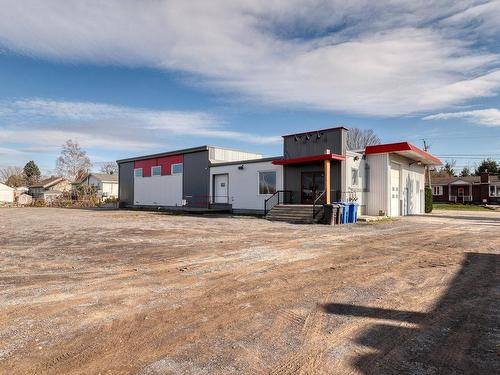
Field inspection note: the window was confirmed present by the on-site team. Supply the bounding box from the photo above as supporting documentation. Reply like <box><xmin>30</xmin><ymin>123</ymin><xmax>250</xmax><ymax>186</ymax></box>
<box><xmin>134</xmin><ymin>168</ymin><xmax>143</xmax><ymax>177</ymax></box>
<box><xmin>171</xmin><ymin>163</ymin><xmax>183</xmax><ymax>174</ymax></box>
<box><xmin>491</xmin><ymin>185</ymin><xmax>498</xmax><ymax>197</ymax></box>
<box><xmin>433</xmin><ymin>186</ymin><xmax>443</xmax><ymax>195</ymax></box>
<box><xmin>351</xmin><ymin>168</ymin><xmax>359</xmax><ymax>186</ymax></box>
<box><xmin>151</xmin><ymin>166</ymin><xmax>161</xmax><ymax>176</ymax></box>
<box><xmin>259</xmin><ymin>171</ymin><xmax>276</xmax><ymax>194</ymax></box>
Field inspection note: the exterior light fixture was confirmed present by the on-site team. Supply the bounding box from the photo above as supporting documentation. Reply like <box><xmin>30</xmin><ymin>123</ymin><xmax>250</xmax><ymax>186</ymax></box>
<box><xmin>238</xmin><ymin>165</ymin><xmax>244</xmax><ymax>170</ymax></box>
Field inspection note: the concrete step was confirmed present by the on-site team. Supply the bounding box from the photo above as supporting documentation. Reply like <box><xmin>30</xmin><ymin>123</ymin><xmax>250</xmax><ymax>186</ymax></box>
<box><xmin>265</xmin><ymin>204</ymin><xmax>318</xmax><ymax>224</ymax></box>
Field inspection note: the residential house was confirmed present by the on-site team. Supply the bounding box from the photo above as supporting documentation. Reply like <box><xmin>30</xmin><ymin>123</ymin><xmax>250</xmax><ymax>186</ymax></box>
<box><xmin>430</xmin><ymin>172</ymin><xmax>500</xmax><ymax>204</ymax></box>
<box><xmin>0</xmin><ymin>182</ymin><xmax>15</xmax><ymax>203</ymax></box>
<box><xmin>29</xmin><ymin>176</ymin><xmax>71</xmax><ymax>202</ymax></box>
<box><xmin>76</xmin><ymin>173</ymin><xmax>119</xmax><ymax>200</ymax></box>
<box><xmin>14</xmin><ymin>186</ymin><xmax>29</xmax><ymax>200</ymax></box>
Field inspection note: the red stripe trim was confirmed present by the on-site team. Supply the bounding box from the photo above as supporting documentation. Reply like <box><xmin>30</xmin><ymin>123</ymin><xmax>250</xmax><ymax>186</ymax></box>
<box><xmin>272</xmin><ymin>153</ymin><xmax>345</xmax><ymax>165</ymax></box>
<box><xmin>365</xmin><ymin>142</ymin><xmax>442</xmax><ymax>165</ymax></box>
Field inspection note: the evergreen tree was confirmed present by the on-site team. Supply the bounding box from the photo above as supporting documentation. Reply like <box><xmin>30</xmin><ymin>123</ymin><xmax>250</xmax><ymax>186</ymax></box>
<box><xmin>23</xmin><ymin>160</ymin><xmax>41</xmax><ymax>185</ymax></box>
<box><xmin>475</xmin><ymin>159</ymin><xmax>498</xmax><ymax>175</ymax></box>
<box><xmin>460</xmin><ymin>167</ymin><xmax>471</xmax><ymax>177</ymax></box>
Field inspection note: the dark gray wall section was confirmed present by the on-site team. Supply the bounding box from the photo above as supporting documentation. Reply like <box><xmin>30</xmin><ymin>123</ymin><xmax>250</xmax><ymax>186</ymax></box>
<box><xmin>183</xmin><ymin>150</ymin><xmax>210</xmax><ymax>207</ymax></box>
<box><xmin>283</xmin><ymin>128</ymin><xmax>346</xmax><ymax>158</ymax></box>
<box><xmin>284</xmin><ymin>161</ymin><xmax>342</xmax><ymax>204</ymax></box>
<box><xmin>118</xmin><ymin>161</ymin><xmax>134</xmax><ymax>207</ymax></box>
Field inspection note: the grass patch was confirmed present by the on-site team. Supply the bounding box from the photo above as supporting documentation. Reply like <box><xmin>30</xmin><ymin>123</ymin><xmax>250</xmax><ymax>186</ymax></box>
<box><xmin>433</xmin><ymin>203</ymin><xmax>489</xmax><ymax>211</ymax></box>
<box><xmin>362</xmin><ymin>217</ymin><xmax>397</xmax><ymax>225</ymax></box>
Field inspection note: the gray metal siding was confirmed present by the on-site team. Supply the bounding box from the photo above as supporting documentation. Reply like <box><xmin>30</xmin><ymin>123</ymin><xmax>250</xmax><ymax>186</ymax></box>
<box><xmin>118</xmin><ymin>161</ymin><xmax>134</xmax><ymax>207</ymax></box>
<box><xmin>283</xmin><ymin>128</ymin><xmax>346</xmax><ymax>159</ymax></box>
<box><xmin>284</xmin><ymin>161</ymin><xmax>342</xmax><ymax>204</ymax></box>
<box><xmin>183</xmin><ymin>151</ymin><xmax>210</xmax><ymax>207</ymax></box>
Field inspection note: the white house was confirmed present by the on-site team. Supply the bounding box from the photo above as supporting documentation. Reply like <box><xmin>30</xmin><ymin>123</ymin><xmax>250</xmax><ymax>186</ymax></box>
<box><xmin>0</xmin><ymin>183</ymin><xmax>15</xmax><ymax>203</ymax></box>
<box><xmin>77</xmin><ymin>173</ymin><xmax>119</xmax><ymax>199</ymax></box>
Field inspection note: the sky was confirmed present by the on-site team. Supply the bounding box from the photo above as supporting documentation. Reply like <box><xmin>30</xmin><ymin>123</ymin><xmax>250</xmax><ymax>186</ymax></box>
<box><xmin>1</xmin><ymin>0</ymin><xmax>500</xmax><ymax>174</ymax></box>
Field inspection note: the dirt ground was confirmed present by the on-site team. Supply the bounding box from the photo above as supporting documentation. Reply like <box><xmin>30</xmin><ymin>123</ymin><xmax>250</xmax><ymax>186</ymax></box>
<box><xmin>0</xmin><ymin>208</ymin><xmax>498</xmax><ymax>375</ymax></box>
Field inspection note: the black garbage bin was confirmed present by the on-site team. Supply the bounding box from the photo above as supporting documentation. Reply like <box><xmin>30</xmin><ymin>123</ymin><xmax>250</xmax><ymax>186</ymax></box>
<box><xmin>323</xmin><ymin>204</ymin><xmax>341</xmax><ymax>225</ymax></box>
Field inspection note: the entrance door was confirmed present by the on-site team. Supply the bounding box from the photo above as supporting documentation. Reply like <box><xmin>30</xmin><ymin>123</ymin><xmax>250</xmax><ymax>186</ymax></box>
<box><xmin>301</xmin><ymin>172</ymin><xmax>325</xmax><ymax>204</ymax></box>
<box><xmin>390</xmin><ymin>163</ymin><xmax>400</xmax><ymax>216</ymax></box>
<box><xmin>213</xmin><ymin>174</ymin><xmax>228</xmax><ymax>203</ymax></box>
<box><xmin>457</xmin><ymin>187</ymin><xmax>464</xmax><ymax>203</ymax></box>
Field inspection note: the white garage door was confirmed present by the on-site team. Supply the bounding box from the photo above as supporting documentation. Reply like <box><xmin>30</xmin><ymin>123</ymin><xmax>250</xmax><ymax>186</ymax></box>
<box><xmin>390</xmin><ymin>163</ymin><xmax>400</xmax><ymax>217</ymax></box>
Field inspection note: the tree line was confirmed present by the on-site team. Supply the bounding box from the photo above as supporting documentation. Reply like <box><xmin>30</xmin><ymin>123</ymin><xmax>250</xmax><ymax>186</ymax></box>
<box><xmin>0</xmin><ymin>139</ymin><xmax>118</xmax><ymax>187</ymax></box>
<box><xmin>432</xmin><ymin>159</ymin><xmax>498</xmax><ymax>178</ymax></box>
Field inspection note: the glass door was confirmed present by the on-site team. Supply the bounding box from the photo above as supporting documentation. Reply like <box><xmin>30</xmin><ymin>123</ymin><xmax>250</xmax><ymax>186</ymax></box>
<box><xmin>301</xmin><ymin>172</ymin><xmax>325</xmax><ymax>204</ymax></box>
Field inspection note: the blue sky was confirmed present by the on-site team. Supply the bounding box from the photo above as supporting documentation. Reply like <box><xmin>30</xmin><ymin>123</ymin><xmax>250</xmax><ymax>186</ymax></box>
<box><xmin>1</xmin><ymin>1</ymin><xmax>500</xmax><ymax>174</ymax></box>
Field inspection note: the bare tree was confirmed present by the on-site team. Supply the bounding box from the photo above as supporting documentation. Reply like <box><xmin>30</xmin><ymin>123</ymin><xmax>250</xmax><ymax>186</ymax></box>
<box><xmin>347</xmin><ymin>128</ymin><xmax>381</xmax><ymax>150</ymax></box>
<box><xmin>99</xmin><ymin>162</ymin><xmax>118</xmax><ymax>175</ymax></box>
<box><xmin>55</xmin><ymin>140</ymin><xmax>92</xmax><ymax>182</ymax></box>
<box><xmin>0</xmin><ymin>166</ymin><xmax>26</xmax><ymax>187</ymax></box>
<box><xmin>432</xmin><ymin>160</ymin><xmax>457</xmax><ymax>177</ymax></box>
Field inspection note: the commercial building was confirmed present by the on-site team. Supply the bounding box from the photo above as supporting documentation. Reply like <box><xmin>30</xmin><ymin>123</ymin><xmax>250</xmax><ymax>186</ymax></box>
<box><xmin>117</xmin><ymin>127</ymin><xmax>442</xmax><ymax>219</ymax></box>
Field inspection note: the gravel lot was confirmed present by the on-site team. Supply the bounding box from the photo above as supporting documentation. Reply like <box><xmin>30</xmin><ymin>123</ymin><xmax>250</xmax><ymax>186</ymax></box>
<box><xmin>0</xmin><ymin>208</ymin><xmax>498</xmax><ymax>374</ymax></box>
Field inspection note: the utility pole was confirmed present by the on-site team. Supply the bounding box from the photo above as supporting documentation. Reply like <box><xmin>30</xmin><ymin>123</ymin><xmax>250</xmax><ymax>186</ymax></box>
<box><xmin>422</xmin><ymin>139</ymin><xmax>432</xmax><ymax>190</ymax></box>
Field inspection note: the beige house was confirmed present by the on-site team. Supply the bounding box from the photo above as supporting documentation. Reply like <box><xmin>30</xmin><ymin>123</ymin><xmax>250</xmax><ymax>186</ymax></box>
<box><xmin>77</xmin><ymin>173</ymin><xmax>118</xmax><ymax>199</ymax></box>
<box><xmin>29</xmin><ymin>177</ymin><xmax>71</xmax><ymax>202</ymax></box>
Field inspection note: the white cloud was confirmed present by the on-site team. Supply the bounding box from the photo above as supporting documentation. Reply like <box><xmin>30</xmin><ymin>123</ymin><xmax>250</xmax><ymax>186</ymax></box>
<box><xmin>0</xmin><ymin>98</ymin><xmax>281</xmax><ymax>152</ymax></box>
<box><xmin>0</xmin><ymin>1</ymin><xmax>499</xmax><ymax>116</ymax></box>
<box><xmin>423</xmin><ymin>108</ymin><xmax>500</xmax><ymax>127</ymax></box>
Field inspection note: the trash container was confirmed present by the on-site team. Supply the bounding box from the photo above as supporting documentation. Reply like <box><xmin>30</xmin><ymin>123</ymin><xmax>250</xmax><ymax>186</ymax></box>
<box><xmin>334</xmin><ymin>202</ymin><xmax>348</xmax><ymax>224</ymax></box>
<box><xmin>348</xmin><ymin>202</ymin><xmax>359</xmax><ymax>223</ymax></box>
<box><xmin>323</xmin><ymin>204</ymin><xmax>337</xmax><ymax>225</ymax></box>
<box><xmin>332</xmin><ymin>204</ymin><xmax>342</xmax><ymax>225</ymax></box>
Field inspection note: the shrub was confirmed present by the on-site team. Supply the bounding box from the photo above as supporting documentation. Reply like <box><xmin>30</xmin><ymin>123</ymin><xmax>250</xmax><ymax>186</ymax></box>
<box><xmin>32</xmin><ymin>199</ymin><xmax>47</xmax><ymax>207</ymax></box>
<box><xmin>425</xmin><ymin>187</ymin><xmax>433</xmax><ymax>213</ymax></box>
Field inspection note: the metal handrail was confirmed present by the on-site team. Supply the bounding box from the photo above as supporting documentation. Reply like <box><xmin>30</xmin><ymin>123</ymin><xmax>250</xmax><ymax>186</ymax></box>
<box><xmin>264</xmin><ymin>190</ymin><xmax>292</xmax><ymax>216</ymax></box>
<box><xmin>312</xmin><ymin>191</ymin><xmax>326</xmax><ymax>221</ymax></box>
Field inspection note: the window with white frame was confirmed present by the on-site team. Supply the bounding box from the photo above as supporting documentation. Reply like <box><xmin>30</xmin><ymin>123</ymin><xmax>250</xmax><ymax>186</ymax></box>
<box><xmin>433</xmin><ymin>186</ymin><xmax>443</xmax><ymax>195</ymax></box>
<box><xmin>171</xmin><ymin>163</ymin><xmax>183</xmax><ymax>174</ymax></box>
<box><xmin>258</xmin><ymin>171</ymin><xmax>276</xmax><ymax>194</ymax></box>
<box><xmin>151</xmin><ymin>166</ymin><xmax>161</xmax><ymax>176</ymax></box>
<box><xmin>351</xmin><ymin>168</ymin><xmax>359</xmax><ymax>186</ymax></box>
<box><xmin>490</xmin><ymin>185</ymin><xmax>498</xmax><ymax>197</ymax></box>
<box><xmin>134</xmin><ymin>168</ymin><xmax>143</xmax><ymax>177</ymax></box>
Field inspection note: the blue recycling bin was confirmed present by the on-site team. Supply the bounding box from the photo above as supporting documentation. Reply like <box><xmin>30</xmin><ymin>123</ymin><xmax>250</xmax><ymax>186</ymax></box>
<box><xmin>334</xmin><ymin>202</ymin><xmax>349</xmax><ymax>224</ymax></box>
<box><xmin>348</xmin><ymin>202</ymin><xmax>359</xmax><ymax>223</ymax></box>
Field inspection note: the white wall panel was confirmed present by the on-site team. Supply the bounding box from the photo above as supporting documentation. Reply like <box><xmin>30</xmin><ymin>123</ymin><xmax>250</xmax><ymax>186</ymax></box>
<box><xmin>345</xmin><ymin>151</ymin><xmax>367</xmax><ymax>213</ymax></box>
<box><xmin>210</xmin><ymin>161</ymin><xmax>283</xmax><ymax>212</ymax></box>
<box><xmin>0</xmin><ymin>184</ymin><xmax>14</xmax><ymax>203</ymax></box>
<box><xmin>209</xmin><ymin>147</ymin><xmax>262</xmax><ymax>163</ymax></box>
<box><xmin>134</xmin><ymin>174</ymin><xmax>183</xmax><ymax>206</ymax></box>
<box><xmin>390</xmin><ymin>154</ymin><xmax>426</xmax><ymax>215</ymax></box>
<box><xmin>366</xmin><ymin>153</ymin><xmax>389</xmax><ymax>216</ymax></box>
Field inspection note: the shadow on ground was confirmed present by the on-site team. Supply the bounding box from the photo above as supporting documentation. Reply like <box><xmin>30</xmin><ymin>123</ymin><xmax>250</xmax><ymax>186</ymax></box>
<box><xmin>323</xmin><ymin>252</ymin><xmax>499</xmax><ymax>374</ymax></box>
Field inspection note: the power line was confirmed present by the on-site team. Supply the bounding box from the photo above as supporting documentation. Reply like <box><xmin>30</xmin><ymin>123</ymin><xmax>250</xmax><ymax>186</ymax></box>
<box><xmin>436</xmin><ymin>153</ymin><xmax>500</xmax><ymax>156</ymax></box>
